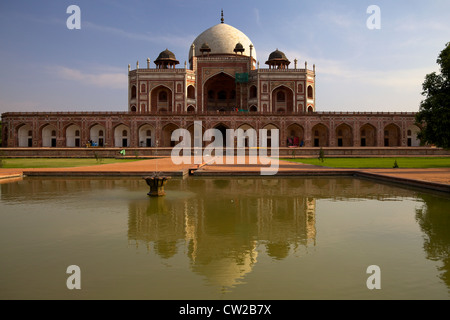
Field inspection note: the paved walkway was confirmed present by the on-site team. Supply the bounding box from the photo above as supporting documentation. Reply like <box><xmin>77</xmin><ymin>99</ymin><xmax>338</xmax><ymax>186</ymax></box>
<box><xmin>0</xmin><ymin>158</ymin><xmax>197</xmax><ymax>177</ymax></box>
<box><xmin>0</xmin><ymin>157</ymin><xmax>449</xmax><ymax>192</ymax></box>
<box><xmin>0</xmin><ymin>158</ymin><xmax>197</xmax><ymax>183</ymax></box>
<box><xmin>359</xmin><ymin>168</ymin><xmax>450</xmax><ymax>185</ymax></box>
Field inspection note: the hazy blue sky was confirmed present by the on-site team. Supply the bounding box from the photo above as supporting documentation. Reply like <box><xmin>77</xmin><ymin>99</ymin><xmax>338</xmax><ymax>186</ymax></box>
<box><xmin>0</xmin><ymin>0</ymin><xmax>449</xmax><ymax>114</ymax></box>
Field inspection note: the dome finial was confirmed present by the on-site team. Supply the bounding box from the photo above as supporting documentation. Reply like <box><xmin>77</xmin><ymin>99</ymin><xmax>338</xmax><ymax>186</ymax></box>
<box><xmin>221</xmin><ymin>9</ymin><xmax>224</xmax><ymax>23</ymax></box>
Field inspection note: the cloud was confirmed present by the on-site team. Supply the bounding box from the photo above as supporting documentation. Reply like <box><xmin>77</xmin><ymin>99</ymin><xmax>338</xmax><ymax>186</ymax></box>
<box><xmin>53</xmin><ymin>66</ymin><xmax>127</xmax><ymax>89</ymax></box>
<box><xmin>278</xmin><ymin>49</ymin><xmax>436</xmax><ymax>91</ymax></box>
<box><xmin>317</xmin><ymin>10</ymin><xmax>356</xmax><ymax>29</ymax></box>
<box><xmin>254</xmin><ymin>8</ymin><xmax>262</xmax><ymax>27</ymax></box>
<box><xmin>394</xmin><ymin>18</ymin><xmax>450</xmax><ymax>33</ymax></box>
<box><xmin>316</xmin><ymin>58</ymin><xmax>431</xmax><ymax>88</ymax></box>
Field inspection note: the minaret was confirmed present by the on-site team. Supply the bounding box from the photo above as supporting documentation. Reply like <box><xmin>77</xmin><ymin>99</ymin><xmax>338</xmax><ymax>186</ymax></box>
<box><xmin>250</xmin><ymin>44</ymin><xmax>255</xmax><ymax>70</ymax></box>
<box><xmin>191</xmin><ymin>44</ymin><xmax>196</xmax><ymax>60</ymax></box>
<box><xmin>221</xmin><ymin>9</ymin><xmax>224</xmax><ymax>23</ymax></box>
<box><xmin>190</xmin><ymin>44</ymin><xmax>197</xmax><ymax>71</ymax></box>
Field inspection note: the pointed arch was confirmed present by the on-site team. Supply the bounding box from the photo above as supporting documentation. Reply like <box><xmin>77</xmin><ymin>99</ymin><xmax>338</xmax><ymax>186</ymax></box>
<box><xmin>203</xmin><ymin>70</ymin><xmax>236</xmax><ymax>84</ymax></box>
<box><xmin>65</xmin><ymin>124</ymin><xmax>82</xmax><ymax>147</ymax></box>
<box><xmin>335</xmin><ymin>123</ymin><xmax>353</xmax><ymax>147</ymax></box>
<box><xmin>162</xmin><ymin>123</ymin><xmax>180</xmax><ymax>147</ymax></box>
<box><xmin>236</xmin><ymin>123</ymin><xmax>256</xmax><ymax>148</ymax></box>
<box><xmin>187</xmin><ymin>85</ymin><xmax>196</xmax><ymax>99</ymax></box>
<box><xmin>150</xmin><ymin>85</ymin><xmax>173</xmax><ymax>113</ymax></box>
<box><xmin>204</xmin><ymin>72</ymin><xmax>236</xmax><ymax>112</ymax></box>
<box><xmin>186</xmin><ymin>122</ymin><xmax>206</xmax><ymax>148</ymax></box>
<box><xmin>17</xmin><ymin>123</ymin><xmax>33</xmax><ymax>147</ymax></box>
<box><xmin>41</xmin><ymin>124</ymin><xmax>57</xmax><ymax>147</ymax></box>
<box><xmin>138</xmin><ymin>124</ymin><xmax>155</xmax><ymax>147</ymax></box>
<box><xmin>384</xmin><ymin>123</ymin><xmax>401</xmax><ymax>147</ymax></box>
<box><xmin>210</xmin><ymin>122</ymin><xmax>230</xmax><ymax>147</ymax></box>
<box><xmin>312</xmin><ymin>123</ymin><xmax>329</xmax><ymax>147</ymax></box>
<box><xmin>89</xmin><ymin>123</ymin><xmax>106</xmax><ymax>147</ymax></box>
<box><xmin>262</xmin><ymin>123</ymin><xmax>280</xmax><ymax>148</ymax></box>
<box><xmin>271</xmin><ymin>85</ymin><xmax>294</xmax><ymax>113</ymax></box>
<box><xmin>114</xmin><ymin>124</ymin><xmax>130</xmax><ymax>148</ymax></box>
<box><xmin>360</xmin><ymin>123</ymin><xmax>377</xmax><ymax>147</ymax></box>
<box><xmin>286</xmin><ymin>123</ymin><xmax>304</xmax><ymax>147</ymax></box>
<box><xmin>307</xmin><ymin>85</ymin><xmax>314</xmax><ymax>99</ymax></box>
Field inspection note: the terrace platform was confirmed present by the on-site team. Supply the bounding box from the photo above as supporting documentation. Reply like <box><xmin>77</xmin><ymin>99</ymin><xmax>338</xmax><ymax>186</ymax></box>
<box><xmin>0</xmin><ymin>156</ymin><xmax>449</xmax><ymax>193</ymax></box>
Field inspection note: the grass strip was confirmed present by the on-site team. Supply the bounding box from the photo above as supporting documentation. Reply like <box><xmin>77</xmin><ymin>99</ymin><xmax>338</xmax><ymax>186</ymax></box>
<box><xmin>0</xmin><ymin>158</ymin><xmax>141</xmax><ymax>169</ymax></box>
<box><xmin>282</xmin><ymin>157</ymin><xmax>450</xmax><ymax>168</ymax></box>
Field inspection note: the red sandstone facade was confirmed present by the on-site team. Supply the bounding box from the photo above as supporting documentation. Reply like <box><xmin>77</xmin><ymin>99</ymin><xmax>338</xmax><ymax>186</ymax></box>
<box><xmin>1</xmin><ymin>111</ymin><xmax>421</xmax><ymax>149</ymax></box>
<box><xmin>0</xmin><ymin>18</ymin><xmax>422</xmax><ymax>150</ymax></box>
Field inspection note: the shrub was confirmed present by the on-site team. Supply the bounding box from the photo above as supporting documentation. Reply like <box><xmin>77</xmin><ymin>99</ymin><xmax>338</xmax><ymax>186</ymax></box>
<box><xmin>393</xmin><ymin>160</ymin><xmax>399</xmax><ymax>168</ymax></box>
<box><xmin>94</xmin><ymin>152</ymin><xmax>103</xmax><ymax>164</ymax></box>
<box><xmin>318</xmin><ymin>148</ymin><xmax>325</xmax><ymax>162</ymax></box>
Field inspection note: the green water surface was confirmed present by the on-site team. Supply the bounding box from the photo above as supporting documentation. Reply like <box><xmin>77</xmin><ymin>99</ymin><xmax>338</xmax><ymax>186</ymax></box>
<box><xmin>0</xmin><ymin>176</ymin><xmax>449</xmax><ymax>300</ymax></box>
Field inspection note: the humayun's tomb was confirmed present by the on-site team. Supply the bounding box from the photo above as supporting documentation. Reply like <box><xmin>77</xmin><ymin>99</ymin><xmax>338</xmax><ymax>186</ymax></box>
<box><xmin>1</xmin><ymin>13</ymin><xmax>445</xmax><ymax>158</ymax></box>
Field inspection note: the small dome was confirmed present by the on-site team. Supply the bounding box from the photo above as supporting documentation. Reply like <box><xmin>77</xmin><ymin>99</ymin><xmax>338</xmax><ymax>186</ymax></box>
<box><xmin>154</xmin><ymin>49</ymin><xmax>179</xmax><ymax>69</ymax></box>
<box><xmin>234</xmin><ymin>42</ymin><xmax>245</xmax><ymax>53</ymax></box>
<box><xmin>200</xmin><ymin>43</ymin><xmax>211</xmax><ymax>54</ymax></box>
<box><xmin>267</xmin><ymin>49</ymin><xmax>290</xmax><ymax>63</ymax></box>
<box><xmin>155</xmin><ymin>49</ymin><xmax>178</xmax><ymax>62</ymax></box>
<box><xmin>200</xmin><ymin>43</ymin><xmax>211</xmax><ymax>50</ymax></box>
<box><xmin>235</xmin><ymin>42</ymin><xmax>244</xmax><ymax>50</ymax></box>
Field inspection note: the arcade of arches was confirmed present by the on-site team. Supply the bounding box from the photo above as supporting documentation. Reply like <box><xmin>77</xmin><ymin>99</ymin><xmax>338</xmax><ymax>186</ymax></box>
<box><xmin>8</xmin><ymin>117</ymin><xmax>422</xmax><ymax>148</ymax></box>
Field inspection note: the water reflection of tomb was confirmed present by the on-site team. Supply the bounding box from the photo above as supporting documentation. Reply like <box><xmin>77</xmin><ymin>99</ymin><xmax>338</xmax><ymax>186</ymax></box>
<box><xmin>127</xmin><ymin>178</ymin><xmax>319</xmax><ymax>288</ymax></box>
<box><xmin>2</xmin><ymin>176</ymin><xmax>448</xmax><ymax>291</ymax></box>
<box><xmin>126</xmin><ymin>177</ymin><xmax>421</xmax><ymax>289</ymax></box>
<box><xmin>0</xmin><ymin>176</ymin><xmax>416</xmax><ymax>202</ymax></box>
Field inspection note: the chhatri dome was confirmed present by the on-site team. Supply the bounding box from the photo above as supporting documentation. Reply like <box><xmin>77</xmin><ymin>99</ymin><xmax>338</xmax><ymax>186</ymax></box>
<box><xmin>189</xmin><ymin>11</ymin><xmax>257</xmax><ymax>62</ymax></box>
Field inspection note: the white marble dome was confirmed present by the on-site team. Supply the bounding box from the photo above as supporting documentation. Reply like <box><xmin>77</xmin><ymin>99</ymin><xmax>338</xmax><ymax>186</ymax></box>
<box><xmin>189</xmin><ymin>23</ymin><xmax>257</xmax><ymax>61</ymax></box>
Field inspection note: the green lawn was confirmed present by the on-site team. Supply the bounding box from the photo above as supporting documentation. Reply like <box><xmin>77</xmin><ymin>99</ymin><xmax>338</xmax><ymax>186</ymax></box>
<box><xmin>0</xmin><ymin>158</ymin><xmax>141</xmax><ymax>169</ymax></box>
<box><xmin>282</xmin><ymin>157</ymin><xmax>450</xmax><ymax>168</ymax></box>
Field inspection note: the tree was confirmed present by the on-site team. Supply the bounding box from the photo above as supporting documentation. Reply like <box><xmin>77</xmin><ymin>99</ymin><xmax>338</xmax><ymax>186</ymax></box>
<box><xmin>415</xmin><ymin>42</ymin><xmax>450</xmax><ymax>149</ymax></box>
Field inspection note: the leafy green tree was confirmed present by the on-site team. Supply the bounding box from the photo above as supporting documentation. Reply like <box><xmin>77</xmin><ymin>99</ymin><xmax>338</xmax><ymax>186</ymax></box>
<box><xmin>416</xmin><ymin>42</ymin><xmax>450</xmax><ymax>149</ymax></box>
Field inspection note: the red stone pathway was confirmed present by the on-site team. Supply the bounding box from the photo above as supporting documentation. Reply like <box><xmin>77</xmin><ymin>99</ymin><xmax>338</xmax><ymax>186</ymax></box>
<box><xmin>0</xmin><ymin>157</ymin><xmax>449</xmax><ymax>192</ymax></box>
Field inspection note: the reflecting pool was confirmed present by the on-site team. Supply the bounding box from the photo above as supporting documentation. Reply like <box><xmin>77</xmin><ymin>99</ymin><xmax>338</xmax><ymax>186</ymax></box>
<box><xmin>0</xmin><ymin>177</ymin><xmax>449</xmax><ymax>300</ymax></box>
